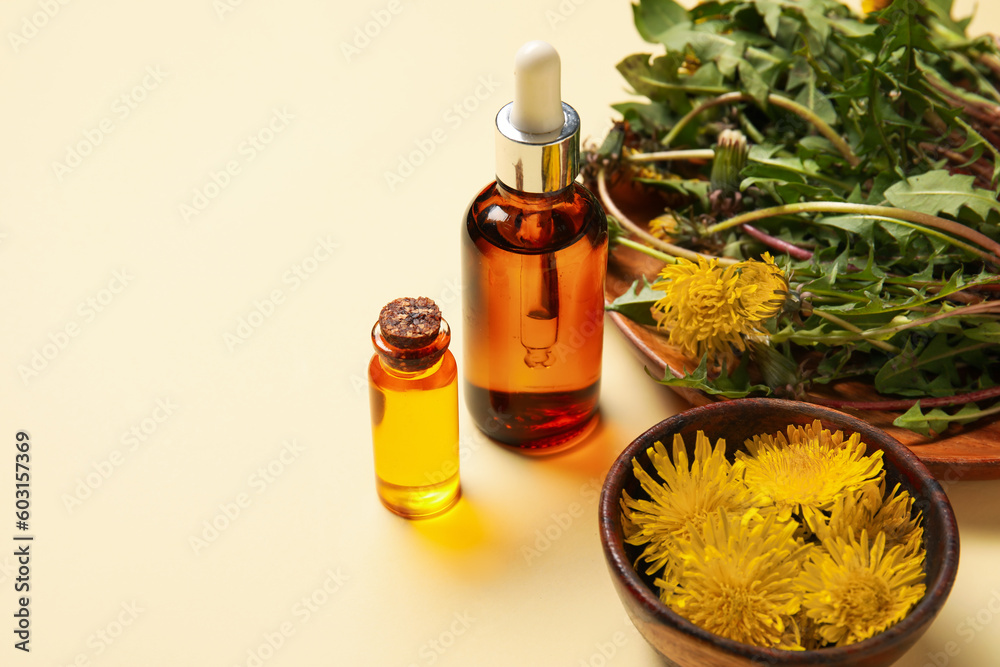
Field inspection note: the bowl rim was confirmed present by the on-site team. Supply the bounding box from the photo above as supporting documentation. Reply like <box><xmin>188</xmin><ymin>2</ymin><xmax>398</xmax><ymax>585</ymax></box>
<box><xmin>598</xmin><ymin>398</ymin><xmax>961</xmax><ymax>663</ymax></box>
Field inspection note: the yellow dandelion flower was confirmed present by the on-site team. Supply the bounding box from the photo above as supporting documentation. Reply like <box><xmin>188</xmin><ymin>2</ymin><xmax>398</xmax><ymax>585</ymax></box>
<box><xmin>798</xmin><ymin>530</ymin><xmax>926</xmax><ymax>646</ymax></box>
<box><xmin>622</xmin><ymin>432</ymin><xmax>764</xmax><ymax>596</ymax></box>
<box><xmin>735</xmin><ymin>253</ymin><xmax>788</xmax><ymax>322</ymax></box>
<box><xmin>623</xmin><ymin>146</ymin><xmax>667</xmax><ymax>181</ymax></box>
<box><xmin>862</xmin><ymin>0</ymin><xmax>892</xmax><ymax>13</ymax></box>
<box><xmin>804</xmin><ymin>479</ymin><xmax>924</xmax><ymax>557</ymax></box>
<box><xmin>678</xmin><ymin>53</ymin><xmax>701</xmax><ymax>76</ymax></box>
<box><xmin>665</xmin><ymin>509</ymin><xmax>811</xmax><ymax>649</ymax></box>
<box><xmin>735</xmin><ymin>420</ymin><xmax>884</xmax><ymax>521</ymax></box>
<box><xmin>651</xmin><ymin>253</ymin><xmax>787</xmax><ymax>366</ymax></box>
<box><xmin>649</xmin><ymin>212</ymin><xmax>680</xmax><ymax>240</ymax></box>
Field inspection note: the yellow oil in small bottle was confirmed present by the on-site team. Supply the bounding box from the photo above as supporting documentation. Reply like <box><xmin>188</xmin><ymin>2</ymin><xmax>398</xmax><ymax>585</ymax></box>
<box><xmin>369</xmin><ymin>298</ymin><xmax>460</xmax><ymax>519</ymax></box>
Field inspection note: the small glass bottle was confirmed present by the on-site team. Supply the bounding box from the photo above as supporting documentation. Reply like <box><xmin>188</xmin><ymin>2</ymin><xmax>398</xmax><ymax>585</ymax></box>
<box><xmin>462</xmin><ymin>41</ymin><xmax>608</xmax><ymax>453</ymax></box>
<box><xmin>368</xmin><ymin>297</ymin><xmax>460</xmax><ymax>518</ymax></box>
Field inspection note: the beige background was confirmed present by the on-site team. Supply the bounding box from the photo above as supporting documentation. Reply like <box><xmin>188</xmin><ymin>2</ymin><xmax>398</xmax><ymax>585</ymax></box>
<box><xmin>2</xmin><ymin>0</ymin><xmax>999</xmax><ymax>665</ymax></box>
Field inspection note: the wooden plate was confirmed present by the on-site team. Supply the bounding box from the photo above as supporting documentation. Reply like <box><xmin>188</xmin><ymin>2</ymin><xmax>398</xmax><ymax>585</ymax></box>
<box><xmin>606</xmin><ymin>242</ymin><xmax>1000</xmax><ymax>481</ymax></box>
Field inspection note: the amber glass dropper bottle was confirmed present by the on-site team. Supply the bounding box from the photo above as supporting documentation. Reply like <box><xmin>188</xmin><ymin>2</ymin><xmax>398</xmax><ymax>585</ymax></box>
<box><xmin>462</xmin><ymin>41</ymin><xmax>608</xmax><ymax>453</ymax></box>
<box><xmin>368</xmin><ymin>297</ymin><xmax>460</xmax><ymax>518</ymax></box>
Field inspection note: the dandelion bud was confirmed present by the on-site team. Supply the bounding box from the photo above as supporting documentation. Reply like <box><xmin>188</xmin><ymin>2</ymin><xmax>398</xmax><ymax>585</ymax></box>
<box><xmin>710</xmin><ymin>129</ymin><xmax>749</xmax><ymax>195</ymax></box>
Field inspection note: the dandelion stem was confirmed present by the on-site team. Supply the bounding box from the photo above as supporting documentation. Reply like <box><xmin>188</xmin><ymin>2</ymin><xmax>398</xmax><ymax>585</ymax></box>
<box><xmin>812</xmin><ymin>385</ymin><xmax>1000</xmax><ymax>411</ymax></box>
<box><xmin>661</xmin><ymin>92</ymin><xmax>861</xmax><ymax>167</ymax></box>
<box><xmin>627</xmin><ymin>149</ymin><xmax>716</xmax><ymax>163</ymax></box>
<box><xmin>740</xmin><ymin>224</ymin><xmax>814</xmax><ymax>260</ymax></box>
<box><xmin>955</xmin><ymin>117</ymin><xmax>1000</xmax><ymax>186</ymax></box>
<box><xmin>866</xmin><ymin>301</ymin><xmax>1000</xmax><ymax>338</ymax></box>
<box><xmin>616</xmin><ymin>237</ymin><xmax>678</xmax><ymax>264</ymax></box>
<box><xmin>810</xmin><ymin>310</ymin><xmax>902</xmax><ymax>354</ymax></box>
<box><xmin>628</xmin><ymin>149</ymin><xmax>854</xmax><ymax>191</ymax></box>
<box><xmin>596</xmin><ymin>169</ymin><xmax>737</xmax><ymax>265</ymax></box>
<box><xmin>703</xmin><ymin>202</ymin><xmax>1000</xmax><ymax>265</ymax></box>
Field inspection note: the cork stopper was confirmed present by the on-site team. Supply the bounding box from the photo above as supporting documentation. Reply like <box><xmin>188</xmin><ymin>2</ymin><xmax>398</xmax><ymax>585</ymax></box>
<box><xmin>378</xmin><ymin>297</ymin><xmax>442</xmax><ymax>349</ymax></box>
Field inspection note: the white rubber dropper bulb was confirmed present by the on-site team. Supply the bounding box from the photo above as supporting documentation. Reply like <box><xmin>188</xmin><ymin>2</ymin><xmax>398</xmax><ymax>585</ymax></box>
<box><xmin>509</xmin><ymin>41</ymin><xmax>564</xmax><ymax>135</ymax></box>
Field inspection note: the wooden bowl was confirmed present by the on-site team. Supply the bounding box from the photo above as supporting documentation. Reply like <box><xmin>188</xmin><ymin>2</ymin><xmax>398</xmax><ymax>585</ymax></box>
<box><xmin>599</xmin><ymin>398</ymin><xmax>960</xmax><ymax>667</ymax></box>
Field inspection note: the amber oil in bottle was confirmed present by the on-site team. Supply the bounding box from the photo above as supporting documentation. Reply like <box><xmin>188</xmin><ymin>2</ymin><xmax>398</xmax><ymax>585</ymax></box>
<box><xmin>368</xmin><ymin>297</ymin><xmax>460</xmax><ymax>518</ymax></box>
<box><xmin>462</xmin><ymin>41</ymin><xmax>608</xmax><ymax>453</ymax></box>
<box><xmin>464</xmin><ymin>181</ymin><xmax>606</xmax><ymax>452</ymax></box>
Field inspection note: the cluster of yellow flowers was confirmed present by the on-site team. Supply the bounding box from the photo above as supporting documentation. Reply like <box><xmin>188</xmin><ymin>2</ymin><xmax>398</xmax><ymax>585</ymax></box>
<box><xmin>621</xmin><ymin>420</ymin><xmax>926</xmax><ymax>649</ymax></box>
<box><xmin>651</xmin><ymin>253</ymin><xmax>788</xmax><ymax>367</ymax></box>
